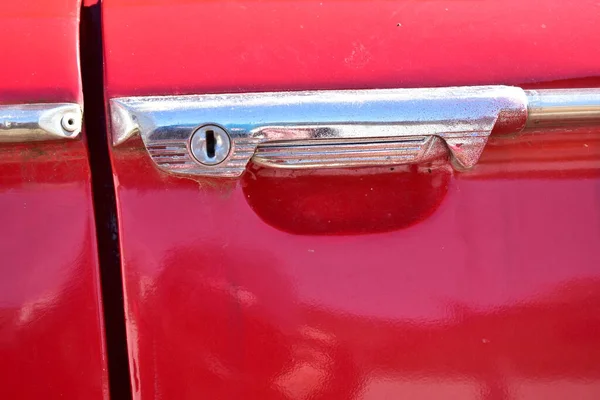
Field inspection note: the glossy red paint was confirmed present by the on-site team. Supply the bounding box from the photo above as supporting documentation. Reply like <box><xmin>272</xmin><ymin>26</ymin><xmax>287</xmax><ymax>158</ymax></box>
<box><xmin>103</xmin><ymin>0</ymin><xmax>600</xmax><ymax>97</ymax></box>
<box><xmin>103</xmin><ymin>0</ymin><xmax>600</xmax><ymax>398</ymax></box>
<box><xmin>0</xmin><ymin>1</ymin><xmax>109</xmax><ymax>398</ymax></box>
<box><xmin>0</xmin><ymin>1</ymin><xmax>82</xmax><ymax>104</ymax></box>
<box><xmin>243</xmin><ymin>160</ymin><xmax>453</xmax><ymax>235</ymax></box>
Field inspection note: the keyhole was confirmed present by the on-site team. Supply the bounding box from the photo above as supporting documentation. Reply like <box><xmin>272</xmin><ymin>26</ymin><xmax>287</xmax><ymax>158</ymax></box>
<box><xmin>190</xmin><ymin>124</ymin><xmax>231</xmax><ymax>165</ymax></box>
<box><xmin>205</xmin><ymin>130</ymin><xmax>216</xmax><ymax>158</ymax></box>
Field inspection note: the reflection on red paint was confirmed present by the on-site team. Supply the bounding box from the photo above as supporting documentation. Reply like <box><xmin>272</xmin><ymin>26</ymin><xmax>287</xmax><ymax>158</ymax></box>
<box><xmin>243</xmin><ymin>160</ymin><xmax>452</xmax><ymax>235</ymax></box>
<box><xmin>464</xmin><ymin>128</ymin><xmax>600</xmax><ymax>180</ymax></box>
<box><xmin>0</xmin><ymin>142</ymin><xmax>108</xmax><ymax>399</ymax></box>
<box><xmin>131</xmin><ymin>243</ymin><xmax>600</xmax><ymax>399</ymax></box>
<box><xmin>112</xmin><ymin>137</ymin><xmax>600</xmax><ymax>399</ymax></box>
<box><xmin>104</xmin><ymin>0</ymin><xmax>600</xmax><ymax>398</ymax></box>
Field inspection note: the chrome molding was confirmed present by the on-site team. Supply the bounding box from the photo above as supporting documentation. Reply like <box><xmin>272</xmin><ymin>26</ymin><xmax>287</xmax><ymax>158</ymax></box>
<box><xmin>0</xmin><ymin>103</ymin><xmax>82</xmax><ymax>143</ymax></box>
<box><xmin>524</xmin><ymin>89</ymin><xmax>600</xmax><ymax>129</ymax></box>
<box><xmin>110</xmin><ymin>86</ymin><xmax>600</xmax><ymax>177</ymax></box>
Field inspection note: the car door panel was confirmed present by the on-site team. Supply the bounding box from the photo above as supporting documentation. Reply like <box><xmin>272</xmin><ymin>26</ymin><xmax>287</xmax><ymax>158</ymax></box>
<box><xmin>103</xmin><ymin>0</ymin><xmax>600</xmax><ymax>398</ymax></box>
<box><xmin>0</xmin><ymin>1</ymin><xmax>108</xmax><ymax>398</ymax></box>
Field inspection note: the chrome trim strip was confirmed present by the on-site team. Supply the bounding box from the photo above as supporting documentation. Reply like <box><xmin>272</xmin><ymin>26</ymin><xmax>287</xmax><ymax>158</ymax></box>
<box><xmin>0</xmin><ymin>103</ymin><xmax>82</xmax><ymax>143</ymax></box>
<box><xmin>110</xmin><ymin>86</ymin><xmax>528</xmax><ymax>177</ymax></box>
<box><xmin>525</xmin><ymin>89</ymin><xmax>600</xmax><ymax>129</ymax></box>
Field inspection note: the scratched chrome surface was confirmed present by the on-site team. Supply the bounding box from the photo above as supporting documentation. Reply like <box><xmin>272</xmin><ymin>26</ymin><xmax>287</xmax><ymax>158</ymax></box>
<box><xmin>110</xmin><ymin>86</ymin><xmax>528</xmax><ymax>177</ymax></box>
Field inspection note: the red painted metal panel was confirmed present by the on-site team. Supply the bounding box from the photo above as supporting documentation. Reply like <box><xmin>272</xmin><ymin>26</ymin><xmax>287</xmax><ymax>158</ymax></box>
<box><xmin>104</xmin><ymin>0</ymin><xmax>600</xmax><ymax>97</ymax></box>
<box><xmin>0</xmin><ymin>1</ymin><xmax>109</xmax><ymax>398</ymax></box>
<box><xmin>103</xmin><ymin>0</ymin><xmax>600</xmax><ymax>398</ymax></box>
<box><xmin>0</xmin><ymin>1</ymin><xmax>82</xmax><ymax>104</ymax></box>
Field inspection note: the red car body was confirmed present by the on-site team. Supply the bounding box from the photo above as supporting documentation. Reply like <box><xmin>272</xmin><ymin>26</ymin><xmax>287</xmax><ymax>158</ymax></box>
<box><xmin>1</xmin><ymin>0</ymin><xmax>599</xmax><ymax>399</ymax></box>
<box><xmin>0</xmin><ymin>1</ymin><xmax>108</xmax><ymax>398</ymax></box>
<box><xmin>103</xmin><ymin>0</ymin><xmax>600</xmax><ymax>399</ymax></box>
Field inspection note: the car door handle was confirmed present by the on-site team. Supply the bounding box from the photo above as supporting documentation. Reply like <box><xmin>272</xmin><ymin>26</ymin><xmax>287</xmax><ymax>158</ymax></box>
<box><xmin>110</xmin><ymin>86</ymin><xmax>600</xmax><ymax>178</ymax></box>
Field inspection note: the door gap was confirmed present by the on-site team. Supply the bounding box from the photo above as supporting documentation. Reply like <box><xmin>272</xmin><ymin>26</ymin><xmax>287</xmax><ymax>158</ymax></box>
<box><xmin>80</xmin><ymin>3</ymin><xmax>133</xmax><ymax>399</ymax></box>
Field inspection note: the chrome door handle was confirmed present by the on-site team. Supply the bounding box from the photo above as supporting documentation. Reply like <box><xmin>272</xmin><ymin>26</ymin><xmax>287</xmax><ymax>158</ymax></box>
<box><xmin>110</xmin><ymin>86</ymin><xmax>600</xmax><ymax>178</ymax></box>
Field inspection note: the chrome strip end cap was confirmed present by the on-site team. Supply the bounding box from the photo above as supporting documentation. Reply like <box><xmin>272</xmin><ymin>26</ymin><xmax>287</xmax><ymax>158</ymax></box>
<box><xmin>38</xmin><ymin>103</ymin><xmax>83</xmax><ymax>140</ymax></box>
<box><xmin>0</xmin><ymin>103</ymin><xmax>83</xmax><ymax>143</ymax></box>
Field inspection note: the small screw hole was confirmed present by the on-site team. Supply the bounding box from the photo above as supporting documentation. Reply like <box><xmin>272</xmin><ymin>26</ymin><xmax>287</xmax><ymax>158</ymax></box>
<box><xmin>205</xmin><ymin>130</ymin><xmax>216</xmax><ymax>158</ymax></box>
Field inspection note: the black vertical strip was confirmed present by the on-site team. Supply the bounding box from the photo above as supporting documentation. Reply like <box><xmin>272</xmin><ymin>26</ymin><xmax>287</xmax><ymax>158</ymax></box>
<box><xmin>80</xmin><ymin>3</ymin><xmax>132</xmax><ymax>399</ymax></box>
